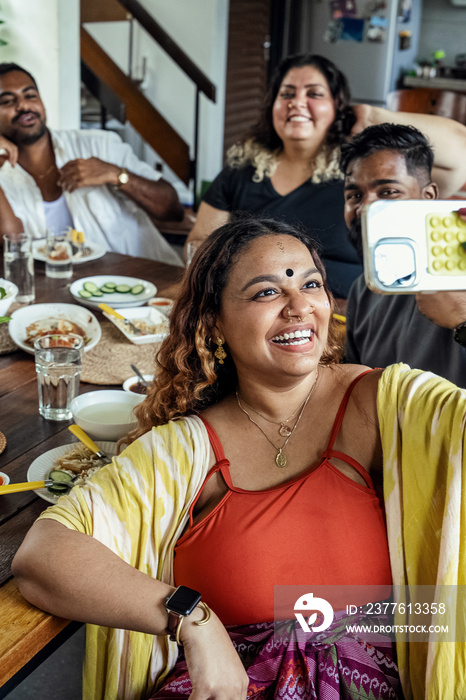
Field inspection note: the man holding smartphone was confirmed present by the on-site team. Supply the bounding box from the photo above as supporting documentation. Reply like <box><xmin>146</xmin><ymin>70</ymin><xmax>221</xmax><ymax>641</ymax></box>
<box><xmin>341</xmin><ymin>122</ymin><xmax>466</xmax><ymax>384</ymax></box>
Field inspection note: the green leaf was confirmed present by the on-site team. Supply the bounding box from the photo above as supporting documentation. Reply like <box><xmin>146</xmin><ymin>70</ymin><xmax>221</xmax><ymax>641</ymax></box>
<box><xmin>0</xmin><ymin>316</ymin><xmax>11</xmax><ymax>324</ymax></box>
<box><xmin>0</xmin><ymin>287</ymin><xmax>6</xmax><ymax>299</ymax></box>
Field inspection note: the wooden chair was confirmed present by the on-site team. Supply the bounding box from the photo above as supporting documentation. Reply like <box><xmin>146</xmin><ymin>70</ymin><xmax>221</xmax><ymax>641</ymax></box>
<box><xmin>386</xmin><ymin>88</ymin><xmax>466</xmax><ymax>125</ymax></box>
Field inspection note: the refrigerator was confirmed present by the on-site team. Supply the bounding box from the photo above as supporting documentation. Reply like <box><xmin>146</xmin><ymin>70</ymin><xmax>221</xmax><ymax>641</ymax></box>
<box><xmin>302</xmin><ymin>0</ymin><xmax>422</xmax><ymax>106</ymax></box>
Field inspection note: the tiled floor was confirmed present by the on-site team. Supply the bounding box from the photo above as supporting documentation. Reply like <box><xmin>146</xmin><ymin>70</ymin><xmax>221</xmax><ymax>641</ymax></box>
<box><xmin>6</xmin><ymin>626</ymin><xmax>84</xmax><ymax>699</ymax></box>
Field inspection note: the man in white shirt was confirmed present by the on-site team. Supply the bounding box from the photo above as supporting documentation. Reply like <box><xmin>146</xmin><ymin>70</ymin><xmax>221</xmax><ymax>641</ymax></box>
<box><xmin>0</xmin><ymin>62</ymin><xmax>183</xmax><ymax>265</ymax></box>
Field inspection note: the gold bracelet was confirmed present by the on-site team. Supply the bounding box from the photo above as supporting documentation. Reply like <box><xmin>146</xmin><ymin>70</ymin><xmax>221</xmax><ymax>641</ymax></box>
<box><xmin>175</xmin><ymin>601</ymin><xmax>212</xmax><ymax>646</ymax></box>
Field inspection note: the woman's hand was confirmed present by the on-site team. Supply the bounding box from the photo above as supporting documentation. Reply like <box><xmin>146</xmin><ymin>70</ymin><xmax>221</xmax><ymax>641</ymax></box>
<box><xmin>181</xmin><ymin>608</ymin><xmax>249</xmax><ymax>699</ymax></box>
<box><xmin>0</xmin><ymin>135</ymin><xmax>18</xmax><ymax>167</ymax></box>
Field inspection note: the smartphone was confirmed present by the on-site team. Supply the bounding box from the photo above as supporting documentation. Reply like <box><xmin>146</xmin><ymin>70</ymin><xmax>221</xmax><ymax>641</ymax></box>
<box><xmin>361</xmin><ymin>200</ymin><xmax>466</xmax><ymax>294</ymax></box>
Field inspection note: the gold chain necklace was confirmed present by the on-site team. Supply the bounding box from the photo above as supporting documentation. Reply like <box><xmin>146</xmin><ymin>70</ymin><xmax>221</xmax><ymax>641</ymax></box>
<box><xmin>25</xmin><ymin>161</ymin><xmax>57</xmax><ymax>182</ymax></box>
<box><xmin>237</xmin><ymin>393</ymin><xmax>303</xmax><ymax>437</ymax></box>
<box><xmin>236</xmin><ymin>368</ymin><xmax>319</xmax><ymax>468</ymax></box>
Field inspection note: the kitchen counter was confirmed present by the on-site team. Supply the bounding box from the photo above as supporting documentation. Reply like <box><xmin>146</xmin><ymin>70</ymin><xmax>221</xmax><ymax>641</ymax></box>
<box><xmin>404</xmin><ymin>75</ymin><xmax>466</xmax><ymax>92</ymax></box>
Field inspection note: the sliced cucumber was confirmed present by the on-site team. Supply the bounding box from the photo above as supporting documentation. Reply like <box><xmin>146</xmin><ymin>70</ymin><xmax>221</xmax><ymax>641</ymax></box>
<box><xmin>90</xmin><ymin>289</ymin><xmax>104</xmax><ymax>297</ymax></box>
<box><xmin>47</xmin><ymin>482</ymin><xmax>71</xmax><ymax>495</ymax></box>
<box><xmin>83</xmin><ymin>281</ymin><xmax>100</xmax><ymax>293</ymax></box>
<box><xmin>131</xmin><ymin>284</ymin><xmax>144</xmax><ymax>295</ymax></box>
<box><xmin>49</xmin><ymin>470</ymin><xmax>74</xmax><ymax>484</ymax></box>
<box><xmin>103</xmin><ymin>281</ymin><xmax>117</xmax><ymax>290</ymax></box>
<box><xmin>100</xmin><ymin>285</ymin><xmax>115</xmax><ymax>294</ymax></box>
<box><xmin>115</xmin><ymin>284</ymin><xmax>131</xmax><ymax>293</ymax></box>
<box><xmin>79</xmin><ymin>289</ymin><xmax>93</xmax><ymax>299</ymax></box>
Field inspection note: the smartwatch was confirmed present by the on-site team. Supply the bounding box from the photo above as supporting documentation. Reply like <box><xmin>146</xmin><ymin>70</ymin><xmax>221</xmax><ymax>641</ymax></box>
<box><xmin>454</xmin><ymin>321</ymin><xmax>466</xmax><ymax>348</ymax></box>
<box><xmin>115</xmin><ymin>167</ymin><xmax>129</xmax><ymax>189</ymax></box>
<box><xmin>165</xmin><ymin>586</ymin><xmax>202</xmax><ymax>642</ymax></box>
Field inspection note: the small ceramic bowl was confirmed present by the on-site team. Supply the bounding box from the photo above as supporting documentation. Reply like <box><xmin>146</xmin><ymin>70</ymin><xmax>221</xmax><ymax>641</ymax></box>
<box><xmin>0</xmin><ymin>279</ymin><xmax>18</xmax><ymax>317</ymax></box>
<box><xmin>147</xmin><ymin>297</ymin><xmax>174</xmax><ymax>316</ymax></box>
<box><xmin>71</xmin><ymin>390</ymin><xmax>144</xmax><ymax>441</ymax></box>
<box><xmin>0</xmin><ymin>471</ymin><xmax>10</xmax><ymax>486</ymax></box>
<box><xmin>122</xmin><ymin>375</ymin><xmax>154</xmax><ymax>395</ymax></box>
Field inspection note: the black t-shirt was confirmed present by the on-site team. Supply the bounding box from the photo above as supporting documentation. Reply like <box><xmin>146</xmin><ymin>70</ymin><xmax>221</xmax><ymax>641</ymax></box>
<box><xmin>203</xmin><ymin>165</ymin><xmax>362</xmax><ymax>298</ymax></box>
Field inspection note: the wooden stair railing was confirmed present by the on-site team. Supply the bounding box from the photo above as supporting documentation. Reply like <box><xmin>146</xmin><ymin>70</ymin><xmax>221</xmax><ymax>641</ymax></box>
<box><xmin>81</xmin><ymin>27</ymin><xmax>191</xmax><ymax>184</ymax></box>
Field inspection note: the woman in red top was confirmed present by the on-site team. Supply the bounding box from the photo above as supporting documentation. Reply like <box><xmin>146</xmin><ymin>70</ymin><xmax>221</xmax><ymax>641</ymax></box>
<box><xmin>15</xmin><ymin>217</ymin><xmax>402</xmax><ymax>699</ymax></box>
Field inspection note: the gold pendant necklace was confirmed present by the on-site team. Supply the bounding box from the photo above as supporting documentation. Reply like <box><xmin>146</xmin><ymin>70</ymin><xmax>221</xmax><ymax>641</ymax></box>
<box><xmin>236</xmin><ymin>368</ymin><xmax>319</xmax><ymax>468</ymax></box>
<box><xmin>238</xmin><ymin>392</ymin><xmax>303</xmax><ymax>438</ymax></box>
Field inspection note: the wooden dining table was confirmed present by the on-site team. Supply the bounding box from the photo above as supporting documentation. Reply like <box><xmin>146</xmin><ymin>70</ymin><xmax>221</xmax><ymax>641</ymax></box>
<box><xmin>0</xmin><ymin>251</ymin><xmax>184</xmax><ymax>698</ymax></box>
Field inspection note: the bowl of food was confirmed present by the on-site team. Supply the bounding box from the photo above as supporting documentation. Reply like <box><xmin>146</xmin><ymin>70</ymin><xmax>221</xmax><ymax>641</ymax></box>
<box><xmin>8</xmin><ymin>303</ymin><xmax>101</xmax><ymax>354</ymax></box>
<box><xmin>123</xmin><ymin>374</ymin><xmax>154</xmax><ymax>395</ymax></box>
<box><xmin>0</xmin><ymin>278</ymin><xmax>18</xmax><ymax>317</ymax></box>
<box><xmin>147</xmin><ymin>297</ymin><xmax>174</xmax><ymax>317</ymax></box>
<box><xmin>102</xmin><ymin>305</ymin><xmax>169</xmax><ymax>345</ymax></box>
<box><xmin>70</xmin><ymin>390</ymin><xmax>144</xmax><ymax>441</ymax></box>
<box><xmin>0</xmin><ymin>471</ymin><xmax>10</xmax><ymax>486</ymax></box>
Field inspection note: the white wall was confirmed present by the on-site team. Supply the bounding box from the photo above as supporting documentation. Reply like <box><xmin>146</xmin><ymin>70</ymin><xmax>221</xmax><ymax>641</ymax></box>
<box><xmin>85</xmin><ymin>0</ymin><xmax>229</xmax><ymax>194</ymax></box>
<box><xmin>0</xmin><ymin>0</ymin><xmax>80</xmax><ymax>130</ymax></box>
<box><xmin>418</xmin><ymin>0</ymin><xmax>466</xmax><ymax>65</ymax></box>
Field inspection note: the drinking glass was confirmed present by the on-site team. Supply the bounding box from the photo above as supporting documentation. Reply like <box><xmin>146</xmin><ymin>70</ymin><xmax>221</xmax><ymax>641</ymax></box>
<box><xmin>3</xmin><ymin>232</ymin><xmax>35</xmax><ymax>303</ymax></box>
<box><xmin>34</xmin><ymin>334</ymin><xmax>84</xmax><ymax>421</ymax></box>
<box><xmin>186</xmin><ymin>241</ymin><xmax>201</xmax><ymax>266</ymax></box>
<box><xmin>45</xmin><ymin>230</ymin><xmax>73</xmax><ymax>279</ymax></box>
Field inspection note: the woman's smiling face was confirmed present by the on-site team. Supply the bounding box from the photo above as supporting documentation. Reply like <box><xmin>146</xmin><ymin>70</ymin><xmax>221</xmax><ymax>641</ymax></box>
<box><xmin>214</xmin><ymin>235</ymin><xmax>331</xmax><ymax>385</ymax></box>
<box><xmin>272</xmin><ymin>65</ymin><xmax>336</xmax><ymax>147</ymax></box>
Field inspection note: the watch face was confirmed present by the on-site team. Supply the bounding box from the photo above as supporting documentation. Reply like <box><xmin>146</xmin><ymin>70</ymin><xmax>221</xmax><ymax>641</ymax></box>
<box><xmin>166</xmin><ymin>586</ymin><xmax>202</xmax><ymax>616</ymax></box>
<box><xmin>119</xmin><ymin>170</ymin><xmax>129</xmax><ymax>185</ymax></box>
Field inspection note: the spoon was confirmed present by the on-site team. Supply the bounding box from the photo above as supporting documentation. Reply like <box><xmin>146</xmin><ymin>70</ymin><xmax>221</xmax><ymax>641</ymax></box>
<box><xmin>130</xmin><ymin>364</ymin><xmax>149</xmax><ymax>388</ymax></box>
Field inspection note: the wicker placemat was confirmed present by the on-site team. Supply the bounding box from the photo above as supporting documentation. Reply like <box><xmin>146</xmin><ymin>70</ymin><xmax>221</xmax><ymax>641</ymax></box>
<box><xmin>0</xmin><ymin>431</ymin><xmax>6</xmax><ymax>454</ymax></box>
<box><xmin>81</xmin><ymin>321</ymin><xmax>161</xmax><ymax>385</ymax></box>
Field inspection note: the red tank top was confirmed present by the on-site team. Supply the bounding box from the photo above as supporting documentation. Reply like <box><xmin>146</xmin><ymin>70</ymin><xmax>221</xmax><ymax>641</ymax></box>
<box><xmin>174</xmin><ymin>372</ymin><xmax>392</xmax><ymax>625</ymax></box>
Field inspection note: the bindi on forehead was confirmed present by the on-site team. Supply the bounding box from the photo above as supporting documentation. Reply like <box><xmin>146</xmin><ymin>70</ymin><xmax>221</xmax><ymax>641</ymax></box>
<box><xmin>286</xmin><ymin>268</ymin><xmax>294</xmax><ymax>277</ymax></box>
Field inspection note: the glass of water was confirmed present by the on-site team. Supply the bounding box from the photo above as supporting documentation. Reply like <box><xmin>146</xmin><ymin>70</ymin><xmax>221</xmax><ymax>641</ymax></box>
<box><xmin>3</xmin><ymin>232</ymin><xmax>35</xmax><ymax>303</ymax></box>
<box><xmin>34</xmin><ymin>334</ymin><xmax>84</xmax><ymax>421</ymax></box>
<box><xmin>45</xmin><ymin>230</ymin><xmax>73</xmax><ymax>279</ymax></box>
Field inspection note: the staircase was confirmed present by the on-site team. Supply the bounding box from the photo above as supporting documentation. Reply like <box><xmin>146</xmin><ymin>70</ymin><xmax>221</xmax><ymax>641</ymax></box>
<box><xmin>80</xmin><ymin>0</ymin><xmax>216</xmax><ymax>195</ymax></box>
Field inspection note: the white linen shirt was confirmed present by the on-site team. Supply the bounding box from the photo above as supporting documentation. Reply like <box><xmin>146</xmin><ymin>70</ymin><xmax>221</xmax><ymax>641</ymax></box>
<box><xmin>0</xmin><ymin>128</ymin><xmax>182</xmax><ymax>265</ymax></box>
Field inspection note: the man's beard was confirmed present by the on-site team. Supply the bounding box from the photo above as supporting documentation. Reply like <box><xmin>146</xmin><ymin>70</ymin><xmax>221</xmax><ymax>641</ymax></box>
<box><xmin>347</xmin><ymin>218</ymin><xmax>363</xmax><ymax>262</ymax></box>
<box><xmin>10</xmin><ymin>112</ymin><xmax>47</xmax><ymax>146</ymax></box>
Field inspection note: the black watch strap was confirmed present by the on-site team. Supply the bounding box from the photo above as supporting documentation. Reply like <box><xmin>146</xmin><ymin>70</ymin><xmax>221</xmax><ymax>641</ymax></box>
<box><xmin>454</xmin><ymin>321</ymin><xmax>466</xmax><ymax>347</ymax></box>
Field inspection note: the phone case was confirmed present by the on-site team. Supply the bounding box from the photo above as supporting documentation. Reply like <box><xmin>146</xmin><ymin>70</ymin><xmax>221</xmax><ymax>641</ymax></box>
<box><xmin>361</xmin><ymin>200</ymin><xmax>466</xmax><ymax>294</ymax></box>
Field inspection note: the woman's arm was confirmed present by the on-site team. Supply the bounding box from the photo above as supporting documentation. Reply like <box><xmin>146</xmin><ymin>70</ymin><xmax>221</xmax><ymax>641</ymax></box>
<box><xmin>351</xmin><ymin>104</ymin><xmax>466</xmax><ymax>198</ymax></box>
<box><xmin>185</xmin><ymin>202</ymin><xmax>230</xmax><ymax>250</ymax></box>
<box><xmin>13</xmin><ymin>519</ymin><xmax>248</xmax><ymax>698</ymax></box>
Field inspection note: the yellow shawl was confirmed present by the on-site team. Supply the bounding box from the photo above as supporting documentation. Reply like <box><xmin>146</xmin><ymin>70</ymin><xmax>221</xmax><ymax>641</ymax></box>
<box><xmin>379</xmin><ymin>363</ymin><xmax>466</xmax><ymax>699</ymax></box>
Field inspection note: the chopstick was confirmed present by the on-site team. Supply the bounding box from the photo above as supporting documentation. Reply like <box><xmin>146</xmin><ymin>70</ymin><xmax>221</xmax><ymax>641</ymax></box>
<box><xmin>0</xmin><ymin>480</ymin><xmax>51</xmax><ymax>494</ymax></box>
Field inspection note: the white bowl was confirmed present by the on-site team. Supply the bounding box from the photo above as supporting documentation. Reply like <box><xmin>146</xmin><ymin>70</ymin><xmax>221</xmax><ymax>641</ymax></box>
<box><xmin>0</xmin><ymin>471</ymin><xmax>10</xmax><ymax>486</ymax></box>
<box><xmin>8</xmin><ymin>303</ymin><xmax>101</xmax><ymax>355</ymax></box>
<box><xmin>0</xmin><ymin>279</ymin><xmax>18</xmax><ymax>317</ymax></box>
<box><xmin>122</xmin><ymin>375</ymin><xmax>154</xmax><ymax>395</ymax></box>
<box><xmin>147</xmin><ymin>297</ymin><xmax>174</xmax><ymax>316</ymax></box>
<box><xmin>71</xmin><ymin>390</ymin><xmax>144</xmax><ymax>441</ymax></box>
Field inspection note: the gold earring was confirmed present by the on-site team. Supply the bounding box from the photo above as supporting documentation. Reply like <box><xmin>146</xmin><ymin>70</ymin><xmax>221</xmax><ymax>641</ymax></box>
<box><xmin>214</xmin><ymin>337</ymin><xmax>227</xmax><ymax>364</ymax></box>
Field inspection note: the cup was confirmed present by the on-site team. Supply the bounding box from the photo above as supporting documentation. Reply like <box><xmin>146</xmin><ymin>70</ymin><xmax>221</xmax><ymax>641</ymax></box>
<box><xmin>3</xmin><ymin>232</ymin><xmax>35</xmax><ymax>303</ymax></box>
<box><xmin>34</xmin><ymin>333</ymin><xmax>84</xmax><ymax>421</ymax></box>
<box><xmin>45</xmin><ymin>231</ymin><xmax>73</xmax><ymax>279</ymax></box>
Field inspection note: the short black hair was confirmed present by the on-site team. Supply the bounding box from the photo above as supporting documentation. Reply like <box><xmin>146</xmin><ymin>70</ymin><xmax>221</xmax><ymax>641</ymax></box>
<box><xmin>339</xmin><ymin>123</ymin><xmax>434</xmax><ymax>184</ymax></box>
<box><xmin>0</xmin><ymin>63</ymin><xmax>38</xmax><ymax>89</ymax></box>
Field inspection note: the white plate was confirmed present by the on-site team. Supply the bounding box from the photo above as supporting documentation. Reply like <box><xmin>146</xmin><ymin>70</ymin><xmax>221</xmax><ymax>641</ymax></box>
<box><xmin>70</xmin><ymin>275</ymin><xmax>157</xmax><ymax>310</ymax></box>
<box><xmin>8</xmin><ymin>303</ymin><xmax>102</xmax><ymax>354</ymax></box>
<box><xmin>103</xmin><ymin>306</ymin><xmax>169</xmax><ymax>345</ymax></box>
<box><xmin>33</xmin><ymin>239</ymin><xmax>107</xmax><ymax>264</ymax></box>
<box><xmin>27</xmin><ymin>441</ymin><xmax>117</xmax><ymax>503</ymax></box>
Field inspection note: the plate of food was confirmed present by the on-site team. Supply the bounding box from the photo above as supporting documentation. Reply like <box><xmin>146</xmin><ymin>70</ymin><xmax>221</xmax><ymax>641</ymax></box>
<box><xmin>102</xmin><ymin>306</ymin><xmax>169</xmax><ymax>345</ymax></box>
<box><xmin>70</xmin><ymin>275</ymin><xmax>157</xmax><ymax>310</ymax></box>
<box><xmin>27</xmin><ymin>441</ymin><xmax>118</xmax><ymax>503</ymax></box>
<box><xmin>33</xmin><ymin>239</ymin><xmax>107</xmax><ymax>264</ymax></box>
<box><xmin>8</xmin><ymin>303</ymin><xmax>102</xmax><ymax>354</ymax></box>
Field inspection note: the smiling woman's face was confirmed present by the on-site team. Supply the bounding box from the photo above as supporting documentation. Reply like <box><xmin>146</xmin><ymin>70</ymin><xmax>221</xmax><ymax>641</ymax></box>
<box><xmin>272</xmin><ymin>65</ymin><xmax>336</xmax><ymax>147</ymax></box>
<box><xmin>214</xmin><ymin>235</ymin><xmax>331</xmax><ymax>386</ymax></box>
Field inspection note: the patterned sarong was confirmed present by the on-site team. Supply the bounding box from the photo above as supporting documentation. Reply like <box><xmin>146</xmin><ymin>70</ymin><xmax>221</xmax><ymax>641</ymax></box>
<box><xmin>152</xmin><ymin>611</ymin><xmax>402</xmax><ymax>699</ymax></box>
